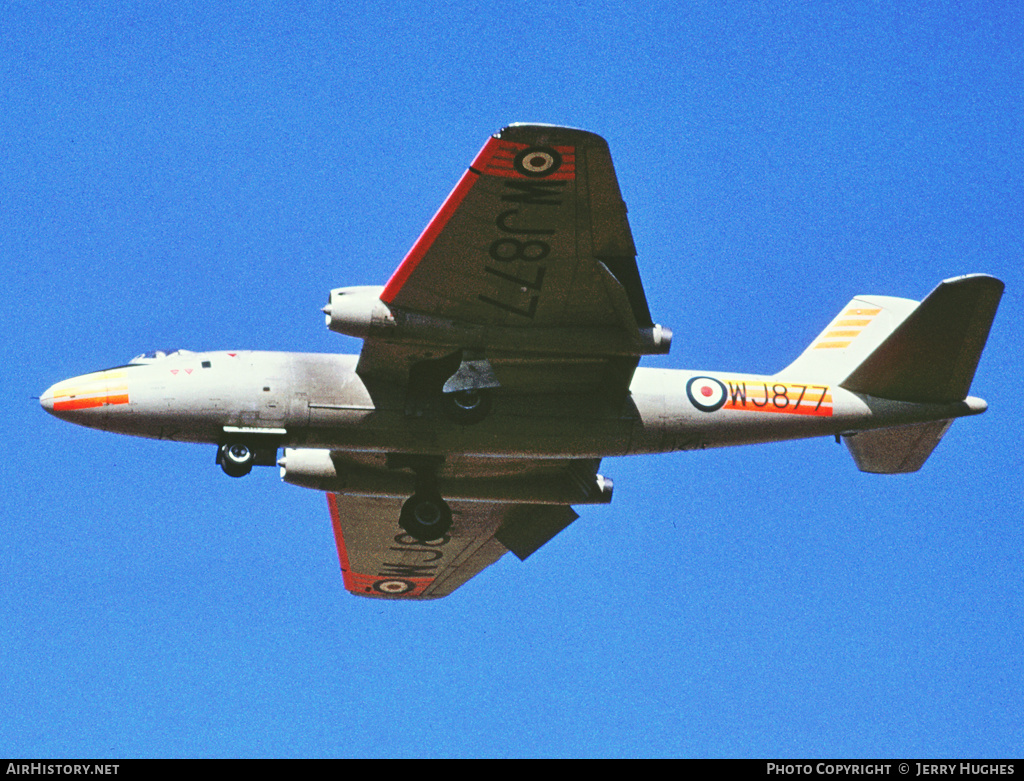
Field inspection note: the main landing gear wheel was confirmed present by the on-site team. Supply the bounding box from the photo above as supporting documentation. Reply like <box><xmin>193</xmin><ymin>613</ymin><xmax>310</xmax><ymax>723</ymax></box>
<box><xmin>442</xmin><ymin>388</ymin><xmax>492</xmax><ymax>424</ymax></box>
<box><xmin>400</xmin><ymin>491</ymin><xmax>453</xmax><ymax>542</ymax></box>
<box><xmin>220</xmin><ymin>443</ymin><xmax>254</xmax><ymax>477</ymax></box>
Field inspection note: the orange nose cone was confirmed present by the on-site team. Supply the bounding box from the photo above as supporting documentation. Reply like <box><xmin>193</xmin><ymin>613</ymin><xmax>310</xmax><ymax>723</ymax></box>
<box><xmin>39</xmin><ymin>372</ymin><xmax>131</xmax><ymax>421</ymax></box>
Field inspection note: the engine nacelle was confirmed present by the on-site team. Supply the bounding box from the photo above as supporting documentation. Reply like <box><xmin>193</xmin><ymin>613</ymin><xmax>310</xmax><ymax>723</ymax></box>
<box><xmin>639</xmin><ymin>324</ymin><xmax>672</xmax><ymax>355</ymax></box>
<box><xmin>321</xmin><ymin>285</ymin><xmax>671</xmax><ymax>357</ymax></box>
<box><xmin>279</xmin><ymin>448</ymin><xmax>613</xmax><ymax>505</ymax></box>
<box><xmin>322</xmin><ymin>286</ymin><xmax>394</xmax><ymax>338</ymax></box>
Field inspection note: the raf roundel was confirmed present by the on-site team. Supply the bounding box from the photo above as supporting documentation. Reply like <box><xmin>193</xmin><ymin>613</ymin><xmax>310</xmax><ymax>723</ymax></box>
<box><xmin>374</xmin><ymin>579</ymin><xmax>415</xmax><ymax>595</ymax></box>
<box><xmin>686</xmin><ymin>376</ymin><xmax>728</xmax><ymax>412</ymax></box>
<box><xmin>514</xmin><ymin>146</ymin><xmax>562</xmax><ymax>177</ymax></box>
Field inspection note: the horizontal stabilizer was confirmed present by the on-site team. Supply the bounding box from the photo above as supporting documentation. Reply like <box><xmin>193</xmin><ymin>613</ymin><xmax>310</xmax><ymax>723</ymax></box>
<box><xmin>840</xmin><ymin>275</ymin><xmax>1004</xmax><ymax>403</ymax></box>
<box><xmin>843</xmin><ymin>420</ymin><xmax>954</xmax><ymax>474</ymax></box>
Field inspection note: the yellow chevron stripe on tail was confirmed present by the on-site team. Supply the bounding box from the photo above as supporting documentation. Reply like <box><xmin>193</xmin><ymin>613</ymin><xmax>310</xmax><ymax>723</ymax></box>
<box><xmin>775</xmin><ymin>295</ymin><xmax>919</xmax><ymax>384</ymax></box>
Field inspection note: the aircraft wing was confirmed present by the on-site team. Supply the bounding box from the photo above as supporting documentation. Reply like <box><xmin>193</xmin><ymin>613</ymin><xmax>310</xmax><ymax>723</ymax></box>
<box><xmin>324</xmin><ymin>454</ymin><xmax>610</xmax><ymax>599</ymax></box>
<box><xmin>349</xmin><ymin>124</ymin><xmax>670</xmax><ymax>394</ymax></box>
<box><xmin>317</xmin><ymin>126</ymin><xmax>654</xmax><ymax>598</ymax></box>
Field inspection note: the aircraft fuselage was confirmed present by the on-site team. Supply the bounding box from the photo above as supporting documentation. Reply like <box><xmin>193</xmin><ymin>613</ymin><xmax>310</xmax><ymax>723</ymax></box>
<box><xmin>41</xmin><ymin>349</ymin><xmax>985</xmax><ymax>460</ymax></box>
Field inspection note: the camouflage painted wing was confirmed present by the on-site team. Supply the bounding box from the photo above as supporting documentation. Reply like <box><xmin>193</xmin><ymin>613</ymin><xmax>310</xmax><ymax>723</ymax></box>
<box><xmin>381</xmin><ymin>123</ymin><xmax>651</xmax><ymax>329</ymax></box>
<box><xmin>324</xmin><ymin>455</ymin><xmax>611</xmax><ymax>600</ymax></box>
<box><xmin>352</xmin><ymin>124</ymin><xmax>669</xmax><ymax>394</ymax></box>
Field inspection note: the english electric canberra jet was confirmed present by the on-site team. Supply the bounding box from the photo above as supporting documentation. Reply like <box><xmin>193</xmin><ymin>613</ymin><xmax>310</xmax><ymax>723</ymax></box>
<box><xmin>41</xmin><ymin>124</ymin><xmax>1003</xmax><ymax>600</ymax></box>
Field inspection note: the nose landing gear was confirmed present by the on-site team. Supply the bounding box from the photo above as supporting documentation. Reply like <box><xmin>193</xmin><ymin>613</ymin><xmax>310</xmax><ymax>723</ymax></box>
<box><xmin>217</xmin><ymin>438</ymin><xmax>282</xmax><ymax>477</ymax></box>
<box><xmin>219</xmin><ymin>443</ymin><xmax>256</xmax><ymax>477</ymax></box>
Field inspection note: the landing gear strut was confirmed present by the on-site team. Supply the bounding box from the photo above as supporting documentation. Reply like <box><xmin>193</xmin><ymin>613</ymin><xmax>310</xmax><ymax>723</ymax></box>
<box><xmin>389</xmin><ymin>454</ymin><xmax>453</xmax><ymax>542</ymax></box>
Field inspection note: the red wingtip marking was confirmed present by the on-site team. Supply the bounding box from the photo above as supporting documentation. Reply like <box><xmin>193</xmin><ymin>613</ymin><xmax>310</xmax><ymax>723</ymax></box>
<box><xmin>479</xmin><ymin>141</ymin><xmax>576</xmax><ymax>180</ymax></box>
<box><xmin>380</xmin><ymin>137</ymin><xmax>500</xmax><ymax>304</ymax></box>
<box><xmin>325</xmin><ymin>493</ymin><xmax>433</xmax><ymax>598</ymax></box>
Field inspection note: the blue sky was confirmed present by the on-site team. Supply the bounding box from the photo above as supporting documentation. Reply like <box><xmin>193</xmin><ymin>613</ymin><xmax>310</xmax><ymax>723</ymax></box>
<box><xmin>3</xmin><ymin>1</ymin><xmax>1022</xmax><ymax>758</ymax></box>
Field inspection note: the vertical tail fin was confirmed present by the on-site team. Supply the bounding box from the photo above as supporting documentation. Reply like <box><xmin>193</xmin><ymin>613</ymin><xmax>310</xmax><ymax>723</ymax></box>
<box><xmin>779</xmin><ymin>274</ymin><xmax>1004</xmax><ymax>474</ymax></box>
<box><xmin>776</xmin><ymin>294</ymin><xmax>919</xmax><ymax>383</ymax></box>
<box><xmin>839</xmin><ymin>274</ymin><xmax>1004</xmax><ymax>403</ymax></box>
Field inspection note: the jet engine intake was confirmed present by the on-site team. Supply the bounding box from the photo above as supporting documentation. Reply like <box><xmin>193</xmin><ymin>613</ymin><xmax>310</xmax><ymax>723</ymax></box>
<box><xmin>323</xmin><ymin>286</ymin><xmax>394</xmax><ymax>338</ymax></box>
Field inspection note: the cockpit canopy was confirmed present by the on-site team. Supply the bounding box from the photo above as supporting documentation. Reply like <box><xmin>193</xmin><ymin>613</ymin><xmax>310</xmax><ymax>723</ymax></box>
<box><xmin>128</xmin><ymin>349</ymin><xmax>193</xmax><ymax>364</ymax></box>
